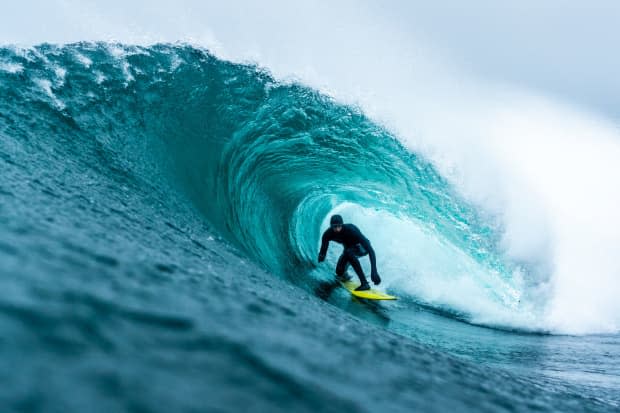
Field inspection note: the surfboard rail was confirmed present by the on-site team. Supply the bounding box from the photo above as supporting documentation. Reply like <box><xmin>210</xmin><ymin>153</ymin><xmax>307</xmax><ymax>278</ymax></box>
<box><xmin>340</xmin><ymin>280</ymin><xmax>397</xmax><ymax>300</ymax></box>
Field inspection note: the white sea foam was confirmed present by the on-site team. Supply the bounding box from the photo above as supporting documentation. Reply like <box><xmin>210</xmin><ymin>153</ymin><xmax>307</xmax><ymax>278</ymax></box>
<box><xmin>396</xmin><ymin>91</ymin><xmax>620</xmax><ymax>334</ymax></box>
<box><xmin>0</xmin><ymin>62</ymin><xmax>24</xmax><ymax>73</ymax></box>
<box><xmin>34</xmin><ymin>77</ymin><xmax>66</xmax><ymax>110</ymax></box>
<box><xmin>74</xmin><ymin>52</ymin><xmax>92</xmax><ymax>67</ymax></box>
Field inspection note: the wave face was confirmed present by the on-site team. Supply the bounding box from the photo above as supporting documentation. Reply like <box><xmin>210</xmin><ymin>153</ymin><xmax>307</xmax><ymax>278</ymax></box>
<box><xmin>1</xmin><ymin>43</ymin><xmax>619</xmax><ymax>412</ymax></box>
<box><xmin>3</xmin><ymin>43</ymin><xmax>527</xmax><ymax>324</ymax></box>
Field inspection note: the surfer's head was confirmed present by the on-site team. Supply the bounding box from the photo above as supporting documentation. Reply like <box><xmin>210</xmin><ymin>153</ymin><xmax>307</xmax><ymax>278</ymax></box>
<box><xmin>330</xmin><ymin>214</ymin><xmax>343</xmax><ymax>232</ymax></box>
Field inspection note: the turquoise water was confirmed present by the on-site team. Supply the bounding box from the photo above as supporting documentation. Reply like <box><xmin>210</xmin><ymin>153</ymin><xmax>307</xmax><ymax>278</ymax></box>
<box><xmin>0</xmin><ymin>43</ymin><xmax>618</xmax><ymax>412</ymax></box>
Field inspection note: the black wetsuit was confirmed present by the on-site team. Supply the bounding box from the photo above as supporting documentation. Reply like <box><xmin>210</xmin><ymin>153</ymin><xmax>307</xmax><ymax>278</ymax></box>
<box><xmin>318</xmin><ymin>224</ymin><xmax>377</xmax><ymax>285</ymax></box>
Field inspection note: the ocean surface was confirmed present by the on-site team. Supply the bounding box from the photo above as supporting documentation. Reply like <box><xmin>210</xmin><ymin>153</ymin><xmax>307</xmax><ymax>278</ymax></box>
<box><xmin>0</xmin><ymin>43</ymin><xmax>618</xmax><ymax>412</ymax></box>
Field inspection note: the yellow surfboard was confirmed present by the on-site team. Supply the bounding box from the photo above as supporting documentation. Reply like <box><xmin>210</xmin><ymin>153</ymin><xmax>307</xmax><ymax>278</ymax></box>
<box><xmin>340</xmin><ymin>280</ymin><xmax>397</xmax><ymax>301</ymax></box>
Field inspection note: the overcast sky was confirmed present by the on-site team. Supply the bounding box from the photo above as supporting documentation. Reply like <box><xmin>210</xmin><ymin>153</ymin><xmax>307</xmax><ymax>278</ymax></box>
<box><xmin>1</xmin><ymin>0</ymin><xmax>619</xmax><ymax>120</ymax></box>
<box><xmin>371</xmin><ymin>1</ymin><xmax>620</xmax><ymax>120</ymax></box>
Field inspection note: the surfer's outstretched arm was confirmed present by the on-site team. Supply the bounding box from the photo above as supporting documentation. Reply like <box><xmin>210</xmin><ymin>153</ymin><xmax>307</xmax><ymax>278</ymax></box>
<box><xmin>318</xmin><ymin>230</ymin><xmax>331</xmax><ymax>262</ymax></box>
<box><xmin>363</xmin><ymin>240</ymin><xmax>377</xmax><ymax>275</ymax></box>
<box><xmin>364</xmin><ymin>241</ymin><xmax>380</xmax><ymax>284</ymax></box>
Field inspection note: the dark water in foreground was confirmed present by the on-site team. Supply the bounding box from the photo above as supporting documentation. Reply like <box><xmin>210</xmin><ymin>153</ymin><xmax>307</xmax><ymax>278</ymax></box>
<box><xmin>0</xmin><ymin>43</ymin><xmax>618</xmax><ymax>412</ymax></box>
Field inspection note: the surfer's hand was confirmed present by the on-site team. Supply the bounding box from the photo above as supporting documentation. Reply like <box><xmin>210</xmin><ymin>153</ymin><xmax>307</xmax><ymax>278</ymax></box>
<box><xmin>371</xmin><ymin>271</ymin><xmax>381</xmax><ymax>285</ymax></box>
<box><xmin>318</xmin><ymin>253</ymin><xmax>326</xmax><ymax>263</ymax></box>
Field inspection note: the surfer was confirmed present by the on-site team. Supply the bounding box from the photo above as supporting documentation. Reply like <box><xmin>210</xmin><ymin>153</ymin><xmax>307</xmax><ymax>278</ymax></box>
<box><xmin>318</xmin><ymin>214</ymin><xmax>381</xmax><ymax>291</ymax></box>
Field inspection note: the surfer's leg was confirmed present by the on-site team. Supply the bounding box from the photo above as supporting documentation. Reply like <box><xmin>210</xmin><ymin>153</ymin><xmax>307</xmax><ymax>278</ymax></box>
<box><xmin>343</xmin><ymin>247</ymin><xmax>369</xmax><ymax>287</ymax></box>
<box><xmin>335</xmin><ymin>253</ymin><xmax>351</xmax><ymax>281</ymax></box>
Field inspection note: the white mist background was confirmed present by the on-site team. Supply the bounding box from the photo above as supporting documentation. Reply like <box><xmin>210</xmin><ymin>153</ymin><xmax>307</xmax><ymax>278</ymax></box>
<box><xmin>2</xmin><ymin>0</ymin><xmax>620</xmax><ymax>333</ymax></box>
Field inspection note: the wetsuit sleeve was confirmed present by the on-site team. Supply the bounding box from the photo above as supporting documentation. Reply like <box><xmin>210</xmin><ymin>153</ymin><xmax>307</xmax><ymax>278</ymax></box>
<box><xmin>353</xmin><ymin>226</ymin><xmax>378</xmax><ymax>274</ymax></box>
<box><xmin>318</xmin><ymin>230</ymin><xmax>331</xmax><ymax>261</ymax></box>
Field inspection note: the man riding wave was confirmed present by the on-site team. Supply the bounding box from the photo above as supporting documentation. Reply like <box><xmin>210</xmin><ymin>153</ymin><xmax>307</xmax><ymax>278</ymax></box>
<box><xmin>318</xmin><ymin>214</ymin><xmax>381</xmax><ymax>291</ymax></box>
